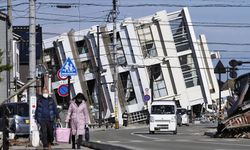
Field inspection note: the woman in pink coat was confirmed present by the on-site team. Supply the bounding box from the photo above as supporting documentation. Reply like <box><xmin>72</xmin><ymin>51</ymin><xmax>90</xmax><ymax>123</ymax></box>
<box><xmin>65</xmin><ymin>93</ymin><xmax>89</xmax><ymax>149</ymax></box>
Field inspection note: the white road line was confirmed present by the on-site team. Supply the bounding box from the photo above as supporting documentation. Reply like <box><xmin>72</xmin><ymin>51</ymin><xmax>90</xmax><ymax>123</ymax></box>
<box><xmin>199</xmin><ymin>139</ymin><xmax>217</xmax><ymax>142</ymax></box>
<box><xmin>131</xmin><ymin>132</ymin><xmax>160</xmax><ymax>140</ymax></box>
<box><xmin>215</xmin><ymin>149</ymin><xmax>235</xmax><ymax>150</ymax></box>
<box><xmin>154</xmin><ymin>139</ymin><xmax>171</xmax><ymax>142</ymax></box>
<box><xmin>107</xmin><ymin>141</ymin><xmax>121</xmax><ymax>143</ymax></box>
<box><xmin>130</xmin><ymin>140</ymin><xmax>145</xmax><ymax>143</ymax></box>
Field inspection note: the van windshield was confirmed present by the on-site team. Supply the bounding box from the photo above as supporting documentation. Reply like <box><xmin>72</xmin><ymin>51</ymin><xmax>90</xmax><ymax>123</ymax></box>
<box><xmin>151</xmin><ymin>105</ymin><xmax>175</xmax><ymax>114</ymax></box>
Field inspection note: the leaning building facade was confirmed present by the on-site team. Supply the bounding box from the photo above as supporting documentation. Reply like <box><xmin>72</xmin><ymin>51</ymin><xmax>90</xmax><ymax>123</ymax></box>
<box><xmin>43</xmin><ymin>8</ymin><xmax>220</xmax><ymax>124</ymax></box>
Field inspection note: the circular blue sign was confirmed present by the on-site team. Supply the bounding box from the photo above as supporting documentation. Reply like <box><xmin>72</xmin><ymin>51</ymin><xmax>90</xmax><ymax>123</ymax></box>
<box><xmin>144</xmin><ymin>94</ymin><xmax>150</xmax><ymax>102</ymax></box>
<box><xmin>58</xmin><ymin>84</ymin><xmax>68</xmax><ymax>97</ymax></box>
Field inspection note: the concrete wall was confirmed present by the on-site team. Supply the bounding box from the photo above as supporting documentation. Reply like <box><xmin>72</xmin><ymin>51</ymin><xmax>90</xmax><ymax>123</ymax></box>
<box><xmin>0</xmin><ymin>17</ymin><xmax>8</xmax><ymax>103</ymax></box>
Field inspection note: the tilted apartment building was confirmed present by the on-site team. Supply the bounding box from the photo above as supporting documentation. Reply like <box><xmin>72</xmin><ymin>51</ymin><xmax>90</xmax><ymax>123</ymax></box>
<box><xmin>43</xmin><ymin>8</ymin><xmax>221</xmax><ymax>124</ymax></box>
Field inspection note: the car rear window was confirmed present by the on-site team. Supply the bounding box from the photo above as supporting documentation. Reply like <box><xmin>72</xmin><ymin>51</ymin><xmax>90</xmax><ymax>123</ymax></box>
<box><xmin>5</xmin><ymin>103</ymin><xmax>29</xmax><ymax>117</ymax></box>
<box><xmin>177</xmin><ymin>108</ymin><xmax>187</xmax><ymax>115</ymax></box>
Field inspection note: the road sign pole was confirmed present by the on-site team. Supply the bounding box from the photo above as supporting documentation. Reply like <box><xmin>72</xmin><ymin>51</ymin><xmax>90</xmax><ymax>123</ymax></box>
<box><xmin>67</xmin><ymin>76</ymin><xmax>71</xmax><ymax>107</ymax></box>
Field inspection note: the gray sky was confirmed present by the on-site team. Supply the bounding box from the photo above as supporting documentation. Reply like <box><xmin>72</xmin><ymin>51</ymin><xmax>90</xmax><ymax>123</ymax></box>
<box><xmin>1</xmin><ymin>0</ymin><xmax>250</xmax><ymax>79</ymax></box>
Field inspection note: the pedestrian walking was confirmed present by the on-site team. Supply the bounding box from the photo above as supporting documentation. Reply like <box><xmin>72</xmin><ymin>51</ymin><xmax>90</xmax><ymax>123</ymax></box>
<box><xmin>122</xmin><ymin>110</ymin><xmax>128</xmax><ymax>127</ymax></box>
<box><xmin>35</xmin><ymin>88</ymin><xmax>60</xmax><ymax>150</ymax></box>
<box><xmin>65</xmin><ymin>93</ymin><xmax>89</xmax><ymax>149</ymax></box>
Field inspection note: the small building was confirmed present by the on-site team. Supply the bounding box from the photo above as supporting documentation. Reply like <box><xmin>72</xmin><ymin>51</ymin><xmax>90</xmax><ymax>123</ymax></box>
<box><xmin>0</xmin><ymin>12</ymin><xmax>10</xmax><ymax>102</ymax></box>
<box><xmin>43</xmin><ymin>8</ymin><xmax>223</xmax><ymax>124</ymax></box>
<box><xmin>0</xmin><ymin>12</ymin><xmax>21</xmax><ymax>103</ymax></box>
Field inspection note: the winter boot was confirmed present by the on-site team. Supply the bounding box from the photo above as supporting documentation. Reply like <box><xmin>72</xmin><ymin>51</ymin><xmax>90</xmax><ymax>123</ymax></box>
<box><xmin>72</xmin><ymin>135</ymin><xmax>76</xmax><ymax>149</ymax></box>
<box><xmin>77</xmin><ymin>135</ymin><xmax>83</xmax><ymax>149</ymax></box>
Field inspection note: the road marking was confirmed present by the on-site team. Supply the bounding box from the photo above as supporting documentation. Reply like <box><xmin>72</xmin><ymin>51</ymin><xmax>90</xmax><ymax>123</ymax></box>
<box><xmin>215</xmin><ymin>149</ymin><xmax>235</xmax><ymax>150</ymax></box>
<box><xmin>131</xmin><ymin>132</ymin><xmax>160</xmax><ymax>140</ymax></box>
<box><xmin>107</xmin><ymin>141</ymin><xmax>121</xmax><ymax>143</ymax></box>
<box><xmin>130</xmin><ymin>140</ymin><xmax>144</xmax><ymax>143</ymax></box>
<box><xmin>199</xmin><ymin>139</ymin><xmax>217</xmax><ymax>142</ymax></box>
<box><xmin>154</xmin><ymin>139</ymin><xmax>171</xmax><ymax>142</ymax></box>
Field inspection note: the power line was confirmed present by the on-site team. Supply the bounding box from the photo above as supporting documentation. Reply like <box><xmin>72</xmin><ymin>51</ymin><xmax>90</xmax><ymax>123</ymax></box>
<box><xmin>47</xmin><ymin>56</ymin><xmax>250</xmax><ymax>71</ymax></box>
<box><xmin>2</xmin><ymin>1</ymin><xmax>250</xmax><ymax>10</ymax></box>
<box><xmin>42</xmin><ymin>31</ymin><xmax>250</xmax><ymax>48</ymax></box>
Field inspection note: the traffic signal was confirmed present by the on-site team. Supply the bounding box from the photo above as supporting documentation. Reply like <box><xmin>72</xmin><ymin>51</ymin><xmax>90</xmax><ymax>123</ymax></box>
<box><xmin>229</xmin><ymin>59</ymin><xmax>242</xmax><ymax>78</ymax></box>
<box><xmin>229</xmin><ymin>67</ymin><xmax>238</xmax><ymax>78</ymax></box>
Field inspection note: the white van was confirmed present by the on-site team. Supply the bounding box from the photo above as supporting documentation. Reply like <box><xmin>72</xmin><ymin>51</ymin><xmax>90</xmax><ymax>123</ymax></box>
<box><xmin>149</xmin><ymin>100</ymin><xmax>177</xmax><ymax>134</ymax></box>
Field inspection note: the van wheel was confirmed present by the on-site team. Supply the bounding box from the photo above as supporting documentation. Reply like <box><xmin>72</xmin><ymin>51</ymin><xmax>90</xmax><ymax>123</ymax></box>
<box><xmin>173</xmin><ymin>129</ymin><xmax>177</xmax><ymax>135</ymax></box>
<box><xmin>149</xmin><ymin>131</ymin><xmax>155</xmax><ymax>134</ymax></box>
<box><xmin>186</xmin><ymin>124</ymin><xmax>189</xmax><ymax>126</ymax></box>
<box><xmin>178</xmin><ymin>123</ymin><xmax>182</xmax><ymax>127</ymax></box>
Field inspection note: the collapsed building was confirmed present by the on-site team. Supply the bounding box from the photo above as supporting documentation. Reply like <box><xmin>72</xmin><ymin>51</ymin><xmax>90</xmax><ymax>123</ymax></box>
<box><xmin>43</xmin><ymin>8</ymin><xmax>224</xmax><ymax>124</ymax></box>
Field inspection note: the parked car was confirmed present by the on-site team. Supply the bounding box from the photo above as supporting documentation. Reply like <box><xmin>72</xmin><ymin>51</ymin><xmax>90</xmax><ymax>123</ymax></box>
<box><xmin>177</xmin><ymin>108</ymin><xmax>189</xmax><ymax>126</ymax></box>
<box><xmin>0</xmin><ymin>102</ymin><xmax>30</xmax><ymax>137</ymax></box>
<box><xmin>177</xmin><ymin>113</ymin><xmax>182</xmax><ymax>126</ymax></box>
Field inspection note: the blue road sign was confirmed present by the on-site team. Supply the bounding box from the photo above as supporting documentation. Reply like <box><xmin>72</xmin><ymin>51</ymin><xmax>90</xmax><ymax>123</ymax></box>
<box><xmin>60</xmin><ymin>57</ymin><xmax>77</xmax><ymax>76</ymax></box>
<box><xmin>58</xmin><ymin>84</ymin><xmax>68</xmax><ymax>97</ymax></box>
<box><xmin>143</xmin><ymin>94</ymin><xmax>150</xmax><ymax>102</ymax></box>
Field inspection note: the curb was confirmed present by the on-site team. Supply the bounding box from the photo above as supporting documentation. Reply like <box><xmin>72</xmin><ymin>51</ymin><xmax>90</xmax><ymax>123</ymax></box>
<box><xmin>204</xmin><ymin>131</ymin><xmax>216</xmax><ymax>137</ymax></box>
<box><xmin>82</xmin><ymin>141</ymin><xmax>133</xmax><ymax>150</ymax></box>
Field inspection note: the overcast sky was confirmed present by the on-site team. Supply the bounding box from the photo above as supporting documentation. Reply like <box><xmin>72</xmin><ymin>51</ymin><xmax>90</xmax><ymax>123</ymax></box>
<box><xmin>1</xmin><ymin>0</ymin><xmax>250</xmax><ymax>80</ymax></box>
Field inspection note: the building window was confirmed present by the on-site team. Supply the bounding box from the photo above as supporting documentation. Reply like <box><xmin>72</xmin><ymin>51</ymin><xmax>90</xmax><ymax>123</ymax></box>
<box><xmin>103</xmin><ymin>32</ymin><xmax>127</xmax><ymax>65</ymax></box>
<box><xmin>169</xmin><ymin>17</ymin><xmax>191</xmax><ymax>52</ymax></box>
<box><xmin>120</xmin><ymin>72</ymin><xmax>137</xmax><ymax>105</ymax></box>
<box><xmin>81</xmin><ymin>60</ymin><xmax>93</xmax><ymax>74</ymax></box>
<box><xmin>137</xmin><ymin>25</ymin><xmax>157</xmax><ymax>58</ymax></box>
<box><xmin>116</xmin><ymin>33</ymin><xmax>127</xmax><ymax>66</ymax></box>
<box><xmin>179</xmin><ymin>54</ymin><xmax>200</xmax><ymax>88</ymax></box>
<box><xmin>16</xmin><ymin>53</ymin><xmax>19</xmax><ymax>72</ymax></box>
<box><xmin>57</xmin><ymin>41</ymin><xmax>66</xmax><ymax>61</ymax></box>
<box><xmin>76</xmin><ymin>40</ymin><xmax>88</xmax><ymax>55</ymax></box>
<box><xmin>149</xmin><ymin>64</ymin><xmax>168</xmax><ymax>98</ymax></box>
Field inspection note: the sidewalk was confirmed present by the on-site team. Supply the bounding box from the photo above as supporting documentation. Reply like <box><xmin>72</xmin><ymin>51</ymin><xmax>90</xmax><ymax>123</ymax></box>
<box><xmin>9</xmin><ymin>140</ymin><xmax>93</xmax><ymax>150</ymax></box>
<box><xmin>10</xmin><ymin>143</ymin><xmax>93</xmax><ymax>150</ymax></box>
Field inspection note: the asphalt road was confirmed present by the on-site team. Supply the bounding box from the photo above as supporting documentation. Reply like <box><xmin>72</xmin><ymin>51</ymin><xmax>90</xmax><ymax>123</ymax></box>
<box><xmin>89</xmin><ymin>124</ymin><xmax>250</xmax><ymax>150</ymax></box>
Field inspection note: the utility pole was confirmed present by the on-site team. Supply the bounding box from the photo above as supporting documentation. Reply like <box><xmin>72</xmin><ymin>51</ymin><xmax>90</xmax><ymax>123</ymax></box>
<box><xmin>96</xmin><ymin>26</ymin><xmax>103</xmax><ymax>127</ymax></box>
<box><xmin>7</xmin><ymin>0</ymin><xmax>13</xmax><ymax>100</ymax></box>
<box><xmin>112</xmin><ymin>0</ymin><xmax>119</xmax><ymax>129</ymax></box>
<box><xmin>29</xmin><ymin>0</ymin><xmax>39</xmax><ymax>147</ymax></box>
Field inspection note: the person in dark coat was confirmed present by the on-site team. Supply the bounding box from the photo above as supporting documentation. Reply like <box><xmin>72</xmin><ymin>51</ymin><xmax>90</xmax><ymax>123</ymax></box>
<box><xmin>122</xmin><ymin>110</ymin><xmax>128</xmax><ymax>127</ymax></box>
<box><xmin>35</xmin><ymin>88</ymin><xmax>59</xmax><ymax>150</ymax></box>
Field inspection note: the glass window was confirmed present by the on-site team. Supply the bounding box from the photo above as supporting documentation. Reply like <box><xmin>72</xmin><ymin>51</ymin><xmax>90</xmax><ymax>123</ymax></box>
<box><xmin>169</xmin><ymin>17</ymin><xmax>191</xmax><ymax>52</ymax></box>
<box><xmin>116</xmin><ymin>33</ymin><xmax>127</xmax><ymax>65</ymax></box>
<box><xmin>81</xmin><ymin>60</ymin><xmax>93</xmax><ymax>74</ymax></box>
<box><xmin>151</xmin><ymin>105</ymin><xmax>175</xmax><ymax>114</ymax></box>
<box><xmin>179</xmin><ymin>54</ymin><xmax>200</xmax><ymax>88</ymax></box>
<box><xmin>76</xmin><ymin>40</ymin><xmax>88</xmax><ymax>55</ymax></box>
<box><xmin>58</xmin><ymin>41</ymin><xmax>66</xmax><ymax>61</ymax></box>
<box><xmin>137</xmin><ymin>25</ymin><xmax>157</xmax><ymax>58</ymax></box>
<box><xmin>120</xmin><ymin>72</ymin><xmax>137</xmax><ymax>105</ymax></box>
<box><xmin>16</xmin><ymin>103</ymin><xmax>29</xmax><ymax>117</ymax></box>
<box><xmin>177</xmin><ymin>108</ymin><xmax>187</xmax><ymax>115</ymax></box>
<box><xmin>150</xmin><ymin>64</ymin><xmax>168</xmax><ymax>98</ymax></box>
